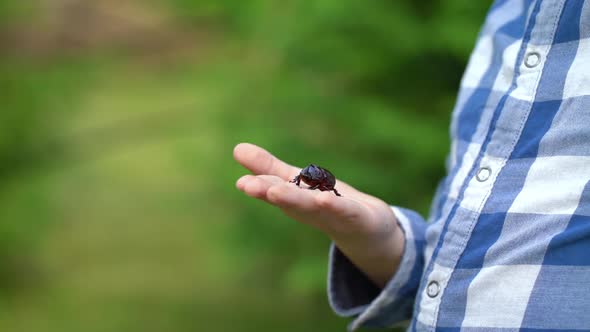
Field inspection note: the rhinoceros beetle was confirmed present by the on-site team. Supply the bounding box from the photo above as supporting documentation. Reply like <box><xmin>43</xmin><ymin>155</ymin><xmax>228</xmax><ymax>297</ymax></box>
<box><xmin>289</xmin><ymin>164</ymin><xmax>341</xmax><ymax>196</ymax></box>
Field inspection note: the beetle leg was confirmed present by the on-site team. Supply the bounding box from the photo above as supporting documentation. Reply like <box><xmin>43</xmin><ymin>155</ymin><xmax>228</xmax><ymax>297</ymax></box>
<box><xmin>308</xmin><ymin>184</ymin><xmax>320</xmax><ymax>190</ymax></box>
<box><xmin>289</xmin><ymin>175</ymin><xmax>301</xmax><ymax>186</ymax></box>
<box><xmin>317</xmin><ymin>185</ymin><xmax>341</xmax><ymax>197</ymax></box>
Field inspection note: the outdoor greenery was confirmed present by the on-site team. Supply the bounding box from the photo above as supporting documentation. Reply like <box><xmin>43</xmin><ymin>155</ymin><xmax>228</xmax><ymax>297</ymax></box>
<box><xmin>0</xmin><ymin>1</ymin><xmax>491</xmax><ymax>331</ymax></box>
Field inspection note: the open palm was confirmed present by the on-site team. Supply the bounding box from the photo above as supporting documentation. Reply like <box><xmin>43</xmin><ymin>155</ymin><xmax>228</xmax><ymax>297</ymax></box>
<box><xmin>233</xmin><ymin>143</ymin><xmax>397</xmax><ymax>241</ymax></box>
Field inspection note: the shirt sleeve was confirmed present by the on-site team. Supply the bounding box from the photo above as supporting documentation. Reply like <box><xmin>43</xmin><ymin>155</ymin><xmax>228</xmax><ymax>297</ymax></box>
<box><xmin>327</xmin><ymin>206</ymin><xmax>428</xmax><ymax>331</ymax></box>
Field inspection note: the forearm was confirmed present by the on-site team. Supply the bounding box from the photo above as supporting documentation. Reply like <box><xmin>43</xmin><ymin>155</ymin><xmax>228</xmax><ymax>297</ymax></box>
<box><xmin>330</xmin><ymin>219</ymin><xmax>405</xmax><ymax>288</ymax></box>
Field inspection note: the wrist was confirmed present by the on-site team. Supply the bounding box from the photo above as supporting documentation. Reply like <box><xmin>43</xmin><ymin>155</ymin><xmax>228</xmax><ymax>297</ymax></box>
<box><xmin>329</xmin><ymin>215</ymin><xmax>405</xmax><ymax>288</ymax></box>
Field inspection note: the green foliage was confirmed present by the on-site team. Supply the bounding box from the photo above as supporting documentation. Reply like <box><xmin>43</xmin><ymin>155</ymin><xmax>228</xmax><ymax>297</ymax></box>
<box><xmin>0</xmin><ymin>1</ymin><xmax>492</xmax><ymax>331</ymax></box>
<box><xmin>0</xmin><ymin>1</ymin><xmax>38</xmax><ymax>24</ymax></box>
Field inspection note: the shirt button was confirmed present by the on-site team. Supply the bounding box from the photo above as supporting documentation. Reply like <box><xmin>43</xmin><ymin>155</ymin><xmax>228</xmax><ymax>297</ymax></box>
<box><xmin>524</xmin><ymin>52</ymin><xmax>541</xmax><ymax>68</ymax></box>
<box><xmin>476</xmin><ymin>166</ymin><xmax>491</xmax><ymax>182</ymax></box>
<box><xmin>427</xmin><ymin>280</ymin><xmax>440</xmax><ymax>298</ymax></box>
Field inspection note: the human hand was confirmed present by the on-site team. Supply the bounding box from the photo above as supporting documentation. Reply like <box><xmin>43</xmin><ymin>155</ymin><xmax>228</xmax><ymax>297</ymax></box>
<box><xmin>233</xmin><ymin>142</ymin><xmax>404</xmax><ymax>287</ymax></box>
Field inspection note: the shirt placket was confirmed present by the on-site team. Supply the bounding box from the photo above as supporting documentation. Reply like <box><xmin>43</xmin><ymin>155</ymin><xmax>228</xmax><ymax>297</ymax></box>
<box><xmin>414</xmin><ymin>1</ymin><xmax>560</xmax><ymax>329</ymax></box>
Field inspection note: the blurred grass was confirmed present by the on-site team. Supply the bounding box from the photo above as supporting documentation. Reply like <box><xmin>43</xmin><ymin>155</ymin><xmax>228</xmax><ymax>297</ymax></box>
<box><xmin>0</xmin><ymin>1</ymin><xmax>491</xmax><ymax>331</ymax></box>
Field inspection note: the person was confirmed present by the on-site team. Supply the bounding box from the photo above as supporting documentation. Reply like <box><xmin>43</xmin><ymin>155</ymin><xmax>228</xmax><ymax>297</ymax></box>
<box><xmin>233</xmin><ymin>0</ymin><xmax>590</xmax><ymax>330</ymax></box>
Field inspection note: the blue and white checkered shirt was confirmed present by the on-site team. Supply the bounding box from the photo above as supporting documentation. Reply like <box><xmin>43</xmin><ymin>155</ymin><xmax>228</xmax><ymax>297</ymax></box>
<box><xmin>328</xmin><ymin>0</ymin><xmax>590</xmax><ymax>330</ymax></box>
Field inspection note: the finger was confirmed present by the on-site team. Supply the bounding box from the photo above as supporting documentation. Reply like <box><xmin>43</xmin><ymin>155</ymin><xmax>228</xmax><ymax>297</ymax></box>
<box><xmin>237</xmin><ymin>175</ymin><xmax>284</xmax><ymax>200</ymax></box>
<box><xmin>236</xmin><ymin>174</ymin><xmax>254</xmax><ymax>191</ymax></box>
<box><xmin>266</xmin><ymin>183</ymin><xmax>321</xmax><ymax>212</ymax></box>
<box><xmin>233</xmin><ymin>143</ymin><xmax>300</xmax><ymax>180</ymax></box>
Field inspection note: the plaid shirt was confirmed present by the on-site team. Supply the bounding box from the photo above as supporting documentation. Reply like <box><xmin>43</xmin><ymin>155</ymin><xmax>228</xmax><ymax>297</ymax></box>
<box><xmin>328</xmin><ymin>0</ymin><xmax>590</xmax><ymax>330</ymax></box>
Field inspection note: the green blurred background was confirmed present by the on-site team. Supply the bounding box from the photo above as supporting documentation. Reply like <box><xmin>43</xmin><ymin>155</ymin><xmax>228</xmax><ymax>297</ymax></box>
<box><xmin>0</xmin><ymin>1</ymin><xmax>491</xmax><ymax>331</ymax></box>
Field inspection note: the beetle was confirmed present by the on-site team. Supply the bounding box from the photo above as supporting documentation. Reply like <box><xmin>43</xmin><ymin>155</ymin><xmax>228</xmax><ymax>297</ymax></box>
<box><xmin>289</xmin><ymin>164</ymin><xmax>341</xmax><ymax>196</ymax></box>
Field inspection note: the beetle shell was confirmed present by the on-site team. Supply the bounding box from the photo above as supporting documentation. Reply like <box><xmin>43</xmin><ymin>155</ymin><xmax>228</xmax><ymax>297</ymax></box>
<box><xmin>290</xmin><ymin>164</ymin><xmax>341</xmax><ymax>196</ymax></box>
